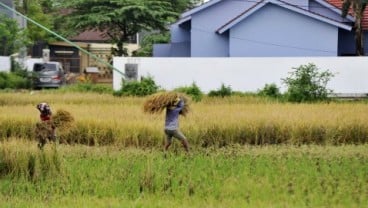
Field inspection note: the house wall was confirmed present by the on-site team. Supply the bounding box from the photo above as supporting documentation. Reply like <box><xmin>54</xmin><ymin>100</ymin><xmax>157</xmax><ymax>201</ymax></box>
<box><xmin>113</xmin><ymin>57</ymin><xmax>368</xmax><ymax>94</ymax></box>
<box><xmin>171</xmin><ymin>42</ymin><xmax>191</xmax><ymax>57</ymax></box>
<box><xmin>338</xmin><ymin>29</ymin><xmax>355</xmax><ymax>55</ymax></box>
<box><xmin>338</xmin><ymin>30</ymin><xmax>368</xmax><ymax>56</ymax></box>
<box><xmin>0</xmin><ymin>56</ymin><xmax>10</xmax><ymax>72</ymax></box>
<box><xmin>229</xmin><ymin>4</ymin><xmax>338</xmax><ymax>57</ymax></box>
<box><xmin>0</xmin><ymin>0</ymin><xmax>13</xmax><ymax>17</ymax></box>
<box><xmin>190</xmin><ymin>0</ymin><xmax>255</xmax><ymax>57</ymax></box>
<box><xmin>171</xmin><ymin>23</ymin><xmax>190</xmax><ymax>43</ymax></box>
<box><xmin>363</xmin><ymin>31</ymin><xmax>368</xmax><ymax>55</ymax></box>
<box><xmin>153</xmin><ymin>44</ymin><xmax>171</xmax><ymax>57</ymax></box>
<box><xmin>165</xmin><ymin>23</ymin><xmax>191</xmax><ymax>57</ymax></box>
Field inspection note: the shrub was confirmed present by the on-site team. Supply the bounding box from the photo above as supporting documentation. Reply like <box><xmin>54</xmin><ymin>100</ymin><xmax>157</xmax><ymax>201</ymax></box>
<box><xmin>60</xmin><ymin>83</ymin><xmax>113</xmax><ymax>94</ymax></box>
<box><xmin>114</xmin><ymin>76</ymin><xmax>159</xmax><ymax>97</ymax></box>
<box><xmin>0</xmin><ymin>72</ymin><xmax>31</xmax><ymax>89</ymax></box>
<box><xmin>208</xmin><ymin>83</ymin><xmax>232</xmax><ymax>97</ymax></box>
<box><xmin>174</xmin><ymin>82</ymin><xmax>203</xmax><ymax>102</ymax></box>
<box><xmin>258</xmin><ymin>83</ymin><xmax>281</xmax><ymax>98</ymax></box>
<box><xmin>0</xmin><ymin>59</ymin><xmax>33</xmax><ymax>89</ymax></box>
<box><xmin>282</xmin><ymin>63</ymin><xmax>334</xmax><ymax>102</ymax></box>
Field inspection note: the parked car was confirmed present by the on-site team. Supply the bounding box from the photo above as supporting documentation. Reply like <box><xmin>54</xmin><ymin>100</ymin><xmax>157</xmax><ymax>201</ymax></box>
<box><xmin>32</xmin><ymin>62</ymin><xmax>66</xmax><ymax>89</ymax></box>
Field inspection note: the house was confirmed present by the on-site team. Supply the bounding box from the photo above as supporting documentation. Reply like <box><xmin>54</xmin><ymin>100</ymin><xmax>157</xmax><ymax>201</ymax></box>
<box><xmin>0</xmin><ymin>0</ymin><xmax>13</xmax><ymax>18</ymax></box>
<box><xmin>31</xmin><ymin>30</ymin><xmax>141</xmax><ymax>81</ymax></box>
<box><xmin>153</xmin><ymin>0</ymin><xmax>366</xmax><ymax>57</ymax></box>
<box><xmin>31</xmin><ymin>8</ymin><xmax>140</xmax><ymax>81</ymax></box>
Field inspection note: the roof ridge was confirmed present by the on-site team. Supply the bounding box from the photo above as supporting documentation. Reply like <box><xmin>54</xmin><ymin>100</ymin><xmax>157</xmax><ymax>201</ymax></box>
<box><xmin>276</xmin><ymin>0</ymin><xmax>350</xmax><ymax>25</ymax></box>
<box><xmin>217</xmin><ymin>0</ymin><xmax>352</xmax><ymax>34</ymax></box>
<box><xmin>217</xmin><ymin>0</ymin><xmax>265</xmax><ymax>33</ymax></box>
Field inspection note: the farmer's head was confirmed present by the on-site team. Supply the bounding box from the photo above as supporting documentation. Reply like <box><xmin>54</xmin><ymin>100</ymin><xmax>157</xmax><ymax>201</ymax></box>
<box><xmin>173</xmin><ymin>97</ymin><xmax>181</xmax><ymax>106</ymax></box>
<box><xmin>168</xmin><ymin>97</ymin><xmax>181</xmax><ymax>110</ymax></box>
<box><xmin>37</xmin><ymin>102</ymin><xmax>52</xmax><ymax>115</ymax></box>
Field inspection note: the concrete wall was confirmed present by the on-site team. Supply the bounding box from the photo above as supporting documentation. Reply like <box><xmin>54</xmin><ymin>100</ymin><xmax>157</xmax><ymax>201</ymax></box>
<box><xmin>0</xmin><ymin>56</ymin><xmax>44</xmax><ymax>72</ymax></box>
<box><xmin>25</xmin><ymin>58</ymin><xmax>43</xmax><ymax>71</ymax></box>
<box><xmin>113</xmin><ymin>57</ymin><xmax>368</xmax><ymax>94</ymax></box>
<box><xmin>0</xmin><ymin>56</ymin><xmax>11</xmax><ymax>72</ymax></box>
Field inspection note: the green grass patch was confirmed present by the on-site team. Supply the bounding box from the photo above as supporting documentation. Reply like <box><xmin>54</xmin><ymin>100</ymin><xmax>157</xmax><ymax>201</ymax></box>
<box><xmin>1</xmin><ymin>143</ymin><xmax>367</xmax><ymax>207</ymax></box>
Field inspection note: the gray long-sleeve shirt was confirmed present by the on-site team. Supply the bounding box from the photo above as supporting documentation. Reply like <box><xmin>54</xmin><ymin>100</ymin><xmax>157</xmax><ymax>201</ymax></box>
<box><xmin>165</xmin><ymin>100</ymin><xmax>184</xmax><ymax>130</ymax></box>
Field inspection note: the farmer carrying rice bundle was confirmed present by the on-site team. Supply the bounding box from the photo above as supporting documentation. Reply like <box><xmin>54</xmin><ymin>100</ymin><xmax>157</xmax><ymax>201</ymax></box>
<box><xmin>36</xmin><ymin>102</ymin><xmax>74</xmax><ymax>149</ymax></box>
<box><xmin>144</xmin><ymin>92</ymin><xmax>190</xmax><ymax>152</ymax></box>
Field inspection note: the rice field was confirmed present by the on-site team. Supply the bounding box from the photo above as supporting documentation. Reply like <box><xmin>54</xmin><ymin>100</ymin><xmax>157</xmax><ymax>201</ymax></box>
<box><xmin>0</xmin><ymin>91</ymin><xmax>367</xmax><ymax>207</ymax></box>
<box><xmin>0</xmin><ymin>91</ymin><xmax>367</xmax><ymax>146</ymax></box>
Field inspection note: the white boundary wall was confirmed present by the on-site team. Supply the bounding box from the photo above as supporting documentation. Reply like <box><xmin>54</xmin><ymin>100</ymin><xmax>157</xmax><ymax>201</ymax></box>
<box><xmin>0</xmin><ymin>56</ymin><xmax>43</xmax><ymax>72</ymax></box>
<box><xmin>24</xmin><ymin>58</ymin><xmax>42</xmax><ymax>71</ymax></box>
<box><xmin>0</xmin><ymin>56</ymin><xmax>11</xmax><ymax>72</ymax></box>
<box><xmin>113</xmin><ymin>57</ymin><xmax>368</xmax><ymax>93</ymax></box>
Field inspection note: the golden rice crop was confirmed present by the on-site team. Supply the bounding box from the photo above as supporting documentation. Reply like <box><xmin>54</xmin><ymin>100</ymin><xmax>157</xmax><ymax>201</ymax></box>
<box><xmin>1</xmin><ymin>92</ymin><xmax>368</xmax><ymax>146</ymax></box>
<box><xmin>143</xmin><ymin>91</ymin><xmax>190</xmax><ymax>116</ymax></box>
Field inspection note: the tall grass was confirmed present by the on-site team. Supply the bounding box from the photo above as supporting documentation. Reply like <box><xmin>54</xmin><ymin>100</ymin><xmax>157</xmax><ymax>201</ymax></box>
<box><xmin>0</xmin><ymin>139</ymin><xmax>62</xmax><ymax>181</ymax></box>
<box><xmin>0</xmin><ymin>143</ymin><xmax>367</xmax><ymax>207</ymax></box>
<box><xmin>0</xmin><ymin>92</ymin><xmax>367</xmax><ymax>146</ymax></box>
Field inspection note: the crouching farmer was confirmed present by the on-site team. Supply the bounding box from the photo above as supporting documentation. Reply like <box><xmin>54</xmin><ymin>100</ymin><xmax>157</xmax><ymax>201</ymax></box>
<box><xmin>36</xmin><ymin>102</ymin><xmax>56</xmax><ymax>149</ymax></box>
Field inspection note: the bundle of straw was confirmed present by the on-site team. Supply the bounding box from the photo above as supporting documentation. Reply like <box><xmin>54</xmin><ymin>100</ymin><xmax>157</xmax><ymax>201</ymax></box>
<box><xmin>52</xmin><ymin>109</ymin><xmax>74</xmax><ymax>128</ymax></box>
<box><xmin>143</xmin><ymin>92</ymin><xmax>190</xmax><ymax>116</ymax></box>
<box><xmin>35</xmin><ymin>121</ymin><xmax>54</xmax><ymax>148</ymax></box>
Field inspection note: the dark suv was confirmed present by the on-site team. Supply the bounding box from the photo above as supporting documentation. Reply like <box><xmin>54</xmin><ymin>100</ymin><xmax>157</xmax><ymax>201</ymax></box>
<box><xmin>33</xmin><ymin>62</ymin><xmax>66</xmax><ymax>89</ymax></box>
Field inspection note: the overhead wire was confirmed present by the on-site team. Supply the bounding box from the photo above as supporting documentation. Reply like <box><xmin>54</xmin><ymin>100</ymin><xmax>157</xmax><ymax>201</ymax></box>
<box><xmin>0</xmin><ymin>1</ymin><xmax>126</xmax><ymax>78</ymax></box>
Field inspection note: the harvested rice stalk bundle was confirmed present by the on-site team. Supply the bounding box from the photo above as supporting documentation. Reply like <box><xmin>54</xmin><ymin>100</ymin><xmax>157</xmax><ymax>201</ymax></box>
<box><xmin>35</xmin><ymin>121</ymin><xmax>54</xmax><ymax>148</ymax></box>
<box><xmin>52</xmin><ymin>109</ymin><xmax>74</xmax><ymax>128</ymax></box>
<box><xmin>143</xmin><ymin>92</ymin><xmax>190</xmax><ymax>116</ymax></box>
<box><xmin>143</xmin><ymin>91</ymin><xmax>177</xmax><ymax>113</ymax></box>
<box><xmin>179</xmin><ymin>95</ymin><xmax>190</xmax><ymax>116</ymax></box>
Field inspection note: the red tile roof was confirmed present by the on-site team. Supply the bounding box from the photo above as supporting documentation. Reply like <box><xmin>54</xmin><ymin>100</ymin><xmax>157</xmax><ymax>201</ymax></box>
<box><xmin>326</xmin><ymin>0</ymin><xmax>368</xmax><ymax>30</ymax></box>
<box><xmin>70</xmin><ymin>30</ymin><xmax>111</xmax><ymax>42</ymax></box>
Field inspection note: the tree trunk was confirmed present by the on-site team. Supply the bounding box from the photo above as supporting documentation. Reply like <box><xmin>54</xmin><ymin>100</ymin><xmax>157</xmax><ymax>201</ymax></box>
<box><xmin>116</xmin><ymin>41</ymin><xmax>125</xmax><ymax>57</ymax></box>
<box><xmin>355</xmin><ymin>15</ymin><xmax>365</xmax><ymax>56</ymax></box>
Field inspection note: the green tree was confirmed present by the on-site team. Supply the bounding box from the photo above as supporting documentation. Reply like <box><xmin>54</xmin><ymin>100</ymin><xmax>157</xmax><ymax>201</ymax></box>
<box><xmin>132</xmin><ymin>0</ymin><xmax>203</xmax><ymax>56</ymax></box>
<box><xmin>258</xmin><ymin>83</ymin><xmax>281</xmax><ymax>98</ymax></box>
<box><xmin>341</xmin><ymin>0</ymin><xmax>368</xmax><ymax>56</ymax></box>
<box><xmin>0</xmin><ymin>15</ymin><xmax>29</xmax><ymax>56</ymax></box>
<box><xmin>63</xmin><ymin>0</ymin><xmax>179</xmax><ymax>56</ymax></box>
<box><xmin>14</xmin><ymin>0</ymin><xmax>54</xmax><ymax>43</ymax></box>
<box><xmin>166</xmin><ymin>0</ymin><xmax>203</xmax><ymax>13</ymax></box>
<box><xmin>282</xmin><ymin>63</ymin><xmax>334</xmax><ymax>102</ymax></box>
<box><xmin>133</xmin><ymin>32</ymin><xmax>170</xmax><ymax>57</ymax></box>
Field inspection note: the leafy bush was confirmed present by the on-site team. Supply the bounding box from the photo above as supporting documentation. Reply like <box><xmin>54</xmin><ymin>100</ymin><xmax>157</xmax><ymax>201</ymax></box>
<box><xmin>114</xmin><ymin>76</ymin><xmax>159</xmax><ymax>97</ymax></box>
<box><xmin>258</xmin><ymin>83</ymin><xmax>281</xmax><ymax>98</ymax></box>
<box><xmin>174</xmin><ymin>82</ymin><xmax>203</xmax><ymax>102</ymax></box>
<box><xmin>0</xmin><ymin>72</ymin><xmax>31</xmax><ymax>89</ymax></box>
<box><xmin>282</xmin><ymin>63</ymin><xmax>334</xmax><ymax>102</ymax></box>
<box><xmin>208</xmin><ymin>83</ymin><xmax>232</xmax><ymax>97</ymax></box>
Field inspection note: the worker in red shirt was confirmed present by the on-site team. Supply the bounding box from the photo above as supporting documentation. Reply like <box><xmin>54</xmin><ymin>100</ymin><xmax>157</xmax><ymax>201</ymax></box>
<box><xmin>37</xmin><ymin>102</ymin><xmax>52</xmax><ymax>121</ymax></box>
